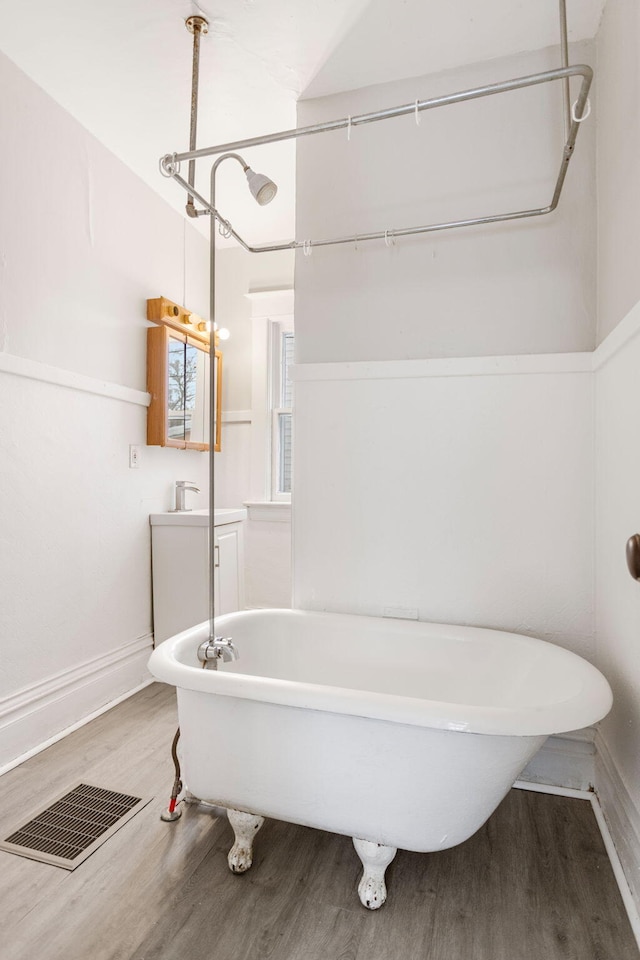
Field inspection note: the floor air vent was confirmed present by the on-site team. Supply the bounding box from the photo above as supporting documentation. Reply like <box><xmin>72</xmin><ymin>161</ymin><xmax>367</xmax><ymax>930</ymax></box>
<box><xmin>0</xmin><ymin>783</ymin><xmax>151</xmax><ymax>870</ymax></box>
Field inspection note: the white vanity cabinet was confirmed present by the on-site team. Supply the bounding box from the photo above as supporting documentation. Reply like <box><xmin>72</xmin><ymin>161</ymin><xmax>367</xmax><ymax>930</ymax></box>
<box><xmin>150</xmin><ymin>508</ymin><xmax>246</xmax><ymax>645</ymax></box>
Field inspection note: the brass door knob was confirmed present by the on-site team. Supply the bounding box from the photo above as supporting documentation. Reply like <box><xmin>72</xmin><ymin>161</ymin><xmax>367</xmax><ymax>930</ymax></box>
<box><xmin>626</xmin><ymin>535</ymin><xmax>640</xmax><ymax>580</ymax></box>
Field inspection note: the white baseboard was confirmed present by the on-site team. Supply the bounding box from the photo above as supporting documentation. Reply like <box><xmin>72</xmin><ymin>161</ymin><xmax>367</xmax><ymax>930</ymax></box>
<box><xmin>519</xmin><ymin>729</ymin><xmax>596</xmax><ymax>791</ymax></box>
<box><xmin>595</xmin><ymin>733</ymin><xmax>640</xmax><ymax>911</ymax></box>
<box><xmin>0</xmin><ymin>635</ymin><xmax>153</xmax><ymax>772</ymax></box>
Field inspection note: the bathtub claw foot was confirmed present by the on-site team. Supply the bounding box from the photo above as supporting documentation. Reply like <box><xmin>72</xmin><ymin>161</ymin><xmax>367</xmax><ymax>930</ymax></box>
<box><xmin>227</xmin><ymin>808</ymin><xmax>265</xmax><ymax>874</ymax></box>
<box><xmin>353</xmin><ymin>838</ymin><xmax>397</xmax><ymax>910</ymax></box>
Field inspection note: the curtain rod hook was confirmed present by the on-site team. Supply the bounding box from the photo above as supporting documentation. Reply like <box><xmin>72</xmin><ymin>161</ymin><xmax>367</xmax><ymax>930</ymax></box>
<box><xmin>571</xmin><ymin>97</ymin><xmax>591</xmax><ymax>123</ymax></box>
<box><xmin>415</xmin><ymin>100</ymin><xmax>421</xmax><ymax>126</ymax></box>
<box><xmin>160</xmin><ymin>153</ymin><xmax>180</xmax><ymax>177</ymax></box>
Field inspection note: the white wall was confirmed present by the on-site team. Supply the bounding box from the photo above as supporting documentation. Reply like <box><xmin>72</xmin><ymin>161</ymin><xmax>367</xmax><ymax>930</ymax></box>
<box><xmin>214</xmin><ymin>247</ymin><xmax>294</xmax><ymax>517</ymax></box>
<box><xmin>593</xmin><ymin>0</ymin><xmax>640</xmax><ymax>905</ymax></box>
<box><xmin>293</xmin><ymin>43</ymin><xmax>597</xmax><ymax>642</ymax></box>
<box><xmin>214</xmin><ymin>246</ymin><xmax>295</xmax><ymax>609</ymax></box>
<box><xmin>293</xmin><ymin>358</ymin><xmax>594</xmax><ymax>658</ymax></box>
<box><xmin>244</xmin><ymin>519</ymin><xmax>293</xmax><ymax>609</ymax></box>
<box><xmin>0</xmin><ymin>50</ymin><xmax>211</xmax><ymax>767</ymax></box>
<box><xmin>594</xmin><ymin>309</ymin><xmax>640</xmax><ymax>901</ymax></box>
<box><xmin>216</xmin><ymin>246</ymin><xmax>295</xmax><ymax>413</ymax></box>
<box><xmin>596</xmin><ymin>0</ymin><xmax>640</xmax><ymax>344</ymax></box>
<box><xmin>296</xmin><ymin>42</ymin><xmax>596</xmax><ymax>363</ymax></box>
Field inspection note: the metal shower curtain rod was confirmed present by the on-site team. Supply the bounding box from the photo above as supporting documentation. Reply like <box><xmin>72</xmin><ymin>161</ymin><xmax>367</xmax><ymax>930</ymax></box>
<box><xmin>160</xmin><ymin>0</ymin><xmax>592</xmax><ymax>650</ymax></box>
<box><xmin>160</xmin><ymin>63</ymin><xmax>592</xmax><ymax>254</ymax></box>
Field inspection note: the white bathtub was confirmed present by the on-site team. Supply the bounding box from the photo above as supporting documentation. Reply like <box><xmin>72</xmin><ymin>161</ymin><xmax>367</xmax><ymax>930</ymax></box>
<box><xmin>148</xmin><ymin>608</ymin><xmax>612</xmax><ymax>907</ymax></box>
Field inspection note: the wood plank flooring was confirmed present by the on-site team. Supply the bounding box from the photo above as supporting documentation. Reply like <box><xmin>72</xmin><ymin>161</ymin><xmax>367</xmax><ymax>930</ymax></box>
<box><xmin>0</xmin><ymin>683</ymin><xmax>637</xmax><ymax>960</ymax></box>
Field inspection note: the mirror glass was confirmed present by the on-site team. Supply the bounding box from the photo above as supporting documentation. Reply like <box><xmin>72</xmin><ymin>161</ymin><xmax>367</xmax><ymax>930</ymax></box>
<box><xmin>166</xmin><ymin>336</ymin><xmax>211</xmax><ymax>446</ymax></box>
<box><xmin>186</xmin><ymin>342</ymin><xmax>210</xmax><ymax>445</ymax></box>
<box><xmin>167</xmin><ymin>337</ymin><xmax>186</xmax><ymax>441</ymax></box>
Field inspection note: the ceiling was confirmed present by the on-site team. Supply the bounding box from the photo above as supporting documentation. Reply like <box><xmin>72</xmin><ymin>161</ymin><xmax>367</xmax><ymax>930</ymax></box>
<box><xmin>0</xmin><ymin>0</ymin><xmax>605</xmax><ymax>244</ymax></box>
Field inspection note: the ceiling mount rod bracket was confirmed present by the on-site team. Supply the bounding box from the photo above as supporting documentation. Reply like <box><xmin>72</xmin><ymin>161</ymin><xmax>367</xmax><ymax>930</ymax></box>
<box><xmin>185</xmin><ymin>14</ymin><xmax>209</xmax><ymax>219</ymax></box>
<box><xmin>185</xmin><ymin>15</ymin><xmax>209</xmax><ymax>36</ymax></box>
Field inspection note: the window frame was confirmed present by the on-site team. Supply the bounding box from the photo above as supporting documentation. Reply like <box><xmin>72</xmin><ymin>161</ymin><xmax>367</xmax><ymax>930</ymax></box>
<box><xmin>270</xmin><ymin>319</ymin><xmax>294</xmax><ymax>502</ymax></box>
<box><xmin>246</xmin><ymin>289</ymin><xmax>294</xmax><ymax>514</ymax></box>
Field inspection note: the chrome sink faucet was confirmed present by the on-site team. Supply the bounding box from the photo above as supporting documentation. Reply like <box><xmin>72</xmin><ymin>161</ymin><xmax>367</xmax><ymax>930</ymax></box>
<box><xmin>173</xmin><ymin>480</ymin><xmax>200</xmax><ymax>512</ymax></box>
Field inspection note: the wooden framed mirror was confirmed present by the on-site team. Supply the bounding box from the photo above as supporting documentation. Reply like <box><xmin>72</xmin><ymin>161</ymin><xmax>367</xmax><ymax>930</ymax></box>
<box><xmin>146</xmin><ymin>297</ymin><xmax>222</xmax><ymax>451</ymax></box>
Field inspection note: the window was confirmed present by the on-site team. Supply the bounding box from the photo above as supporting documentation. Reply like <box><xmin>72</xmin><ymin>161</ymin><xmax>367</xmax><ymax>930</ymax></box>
<box><xmin>271</xmin><ymin>320</ymin><xmax>294</xmax><ymax>500</ymax></box>
<box><xmin>246</xmin><ymin>289</ymin><xmax>294</xmax><ymax>516</ymax></box>
<box><xmin>269</xmin><ymin>318</ymin><xmax>294</xmax><ymax>500</ymax></box>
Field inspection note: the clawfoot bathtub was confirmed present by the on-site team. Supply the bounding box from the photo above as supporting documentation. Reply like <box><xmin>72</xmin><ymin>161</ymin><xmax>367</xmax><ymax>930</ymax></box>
<box><xmin>148</xmin><ymin>609</ymin><xmax>612</xmax><ymax>909</ymax></box>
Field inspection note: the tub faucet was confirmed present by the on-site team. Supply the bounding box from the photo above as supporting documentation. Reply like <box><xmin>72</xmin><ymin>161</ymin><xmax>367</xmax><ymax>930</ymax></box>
<box><xmin>173</xmin><ymin>480</ymin><xmax>200</xmax><ymax>512</ymax></box>
<box><xmin>197</xmin><ymin>637</ymin><xmax>239</xmax><ymax>667</ymax></box>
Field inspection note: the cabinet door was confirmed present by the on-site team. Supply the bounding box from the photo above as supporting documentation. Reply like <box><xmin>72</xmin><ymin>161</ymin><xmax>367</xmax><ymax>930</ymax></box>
<box><xmin>214</xmin><ymin>525</ymin><xmax>242</xmax><ymax>616</ymax></box>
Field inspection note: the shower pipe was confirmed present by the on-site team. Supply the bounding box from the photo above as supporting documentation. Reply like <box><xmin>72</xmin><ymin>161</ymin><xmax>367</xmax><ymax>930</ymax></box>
<box><xmin>558</xmin><ymin>0</ymin><xmax>571</xmax><ymax>141</ymax></box>
<box><xmin>207</xmin><ymin>153</ymin><xmax>244</xmax><ymax>640</ymax></box>
<box><xmin>184</xmin><ymin>15</ymin><xmax>209</xmax><ymax>218</ymax></box>
<box><xmin>160</xmin><ymin>63</ymin><xmax>592</xmax><ymax>254</ymax></box>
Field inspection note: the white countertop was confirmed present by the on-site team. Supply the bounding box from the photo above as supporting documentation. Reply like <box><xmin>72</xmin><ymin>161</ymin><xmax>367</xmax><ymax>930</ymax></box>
<box><xmin>149</xmin><ymin>508</ymin><xmax>247</xmax><ymax>527</ymax></box>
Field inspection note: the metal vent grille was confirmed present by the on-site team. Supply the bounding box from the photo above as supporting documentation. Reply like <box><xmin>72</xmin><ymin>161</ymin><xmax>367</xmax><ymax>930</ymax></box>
<box><xmin>0</xmin><ymin>783</ymin><xmax>150</xmax><ymax>870</ymax></box>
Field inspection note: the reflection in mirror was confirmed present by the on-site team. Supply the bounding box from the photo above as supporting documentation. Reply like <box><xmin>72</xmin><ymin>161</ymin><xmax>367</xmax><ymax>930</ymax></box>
<box><xmin>167</xmin><ymin>337</ymin><xmax>186</xmax><ymax>441</ymax></box>
<box><xmin>187</xmin><ymin>344</ymin><xmax>210</xmax><ymax>445</ymax></box>
<box><xmin>183</xmin><ymin>341</ymin><xmax>197</xmax><ymax>441</ymax></box>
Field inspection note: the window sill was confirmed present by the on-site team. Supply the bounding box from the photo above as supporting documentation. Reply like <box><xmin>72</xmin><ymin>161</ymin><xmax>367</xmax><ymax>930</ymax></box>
<box><xmin>243</xmin><ymin>501</ymin><xmax>292</xmax><ymax>522</ymax></box>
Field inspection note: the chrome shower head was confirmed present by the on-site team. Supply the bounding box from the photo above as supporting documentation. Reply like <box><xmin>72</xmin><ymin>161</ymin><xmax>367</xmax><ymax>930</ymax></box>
<box><xmin>245</xmin><ymin>167</ymin><xmax>278</xmax><ymax>206</ymax></box>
